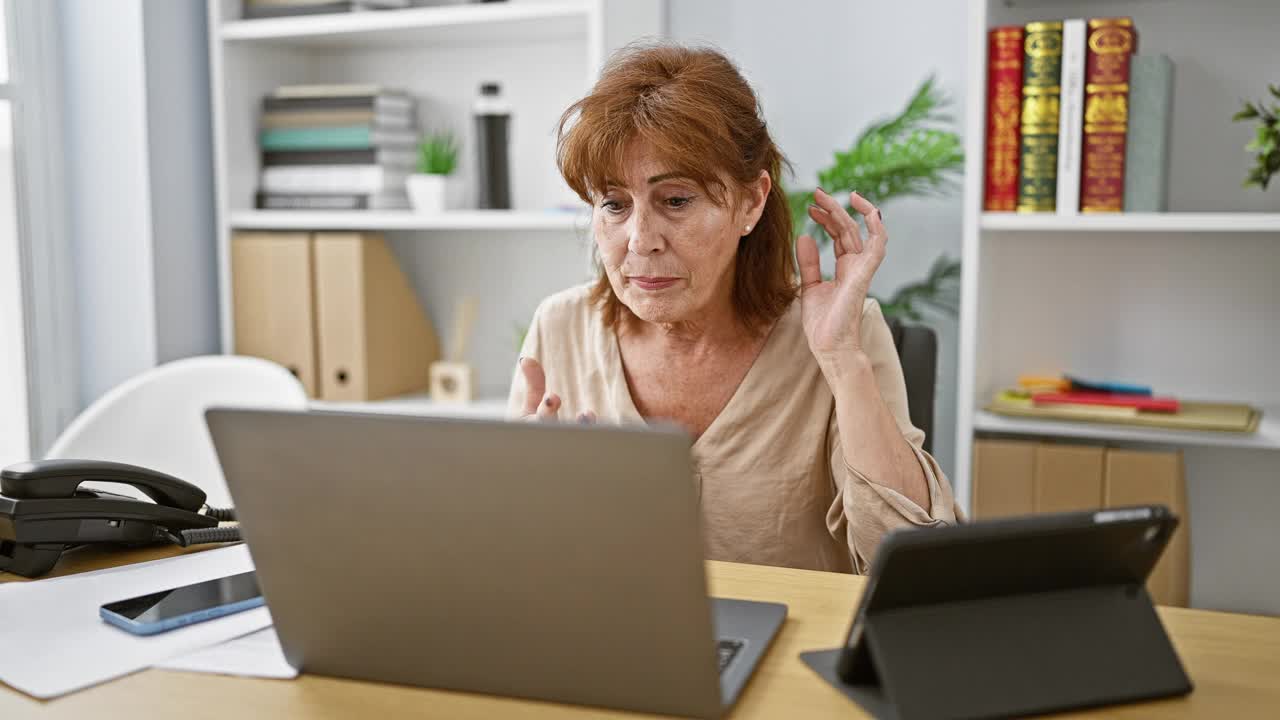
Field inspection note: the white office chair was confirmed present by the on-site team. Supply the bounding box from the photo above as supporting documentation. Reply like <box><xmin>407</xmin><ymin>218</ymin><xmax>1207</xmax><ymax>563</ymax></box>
<box><xmin>45</xmin><ymin>355</ymin><xmax>308</xmax><ymax>507</ymax></box>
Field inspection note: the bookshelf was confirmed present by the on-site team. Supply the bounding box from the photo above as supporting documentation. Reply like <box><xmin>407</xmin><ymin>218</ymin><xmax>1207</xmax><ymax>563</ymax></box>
<box><xmin>208</xmin><ymin>0</ymin><xmax>661</xmax><ymax>404</ymax></box>
<box><xmin>958</xmin><ymin>0</ymin><xmax>1280</xmax><ymax>614</ymax></box>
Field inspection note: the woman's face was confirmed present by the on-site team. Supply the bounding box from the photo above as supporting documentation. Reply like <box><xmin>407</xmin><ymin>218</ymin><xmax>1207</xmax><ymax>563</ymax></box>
<box><xmin>593</xmin><ymin>141</ymin><xmax>768</xmax><ymax>326</ymax></box>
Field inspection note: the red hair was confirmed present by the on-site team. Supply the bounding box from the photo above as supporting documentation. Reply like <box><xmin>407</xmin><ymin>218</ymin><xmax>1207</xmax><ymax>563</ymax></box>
<box><xmin>556</xmin><ymin>42</ymin><xmax>797</xmax><ymax>331</ymax></box>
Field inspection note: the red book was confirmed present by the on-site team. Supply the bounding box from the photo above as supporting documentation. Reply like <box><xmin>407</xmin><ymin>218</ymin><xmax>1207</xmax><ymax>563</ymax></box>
<box><xmin>983</xmin><ymin>26</ymin><xmax>1024</xmax><ymax>211</ymax></box>
<box><xmin>1079</xmin><ymin>18</ymin><xmax>1137</xmax><ymax>213</ymax></box>
<box><xmin>1033</xmin><ymin>392</ymin><xmax>1180</xmax><ymax>413</ymax></box>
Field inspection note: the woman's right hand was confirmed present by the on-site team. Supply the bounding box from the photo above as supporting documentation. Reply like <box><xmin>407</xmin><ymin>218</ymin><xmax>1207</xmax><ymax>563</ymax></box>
<box><xmin>519</xmin><ymin>357</ymin><xmax>596</xmax><ymax>423</ymax></box>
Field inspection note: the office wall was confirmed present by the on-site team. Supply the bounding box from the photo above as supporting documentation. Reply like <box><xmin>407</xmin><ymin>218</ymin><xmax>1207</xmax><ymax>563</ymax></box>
<box><xmin>57</xmin><ymin>0</ymin><xmax>219</xmax><ymax>419</ymax></box>
<box><xmin>143</xmin><ymin>0</ymin><xmax>220</xmax><ymax>365</ymax></box>
<box><xmin>667</xmin><ymin>0</ymin><xmax>969</xmax><ymax>476</ymax></box>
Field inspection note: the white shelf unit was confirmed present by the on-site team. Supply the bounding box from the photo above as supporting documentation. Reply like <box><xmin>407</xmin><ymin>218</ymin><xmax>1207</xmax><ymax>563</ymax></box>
<box><xmin>957</xmin><ymin>0</ymin><xmax>1280</xmax><ymax>615</ymax></box>
<box><xmin>208</xmin><ymin>0</ymin><xmax>662</xmax><ymax>405</ymax></box>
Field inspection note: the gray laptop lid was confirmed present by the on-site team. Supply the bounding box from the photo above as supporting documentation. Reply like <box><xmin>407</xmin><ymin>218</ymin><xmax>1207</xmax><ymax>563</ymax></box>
<box><xmin>206</xmin><ymin>408</ymin><xmax>724</xmax><ymax>719</ymax></box>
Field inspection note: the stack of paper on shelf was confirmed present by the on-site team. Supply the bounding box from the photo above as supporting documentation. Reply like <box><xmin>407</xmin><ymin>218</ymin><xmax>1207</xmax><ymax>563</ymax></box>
<box><xmin>986</xmin><ymin>374</ymin><xmax>1261</xmax><ymax>433</ymax></box>
<box><xmin>256</xmin><ymin>84</ymin><xmax>418</xmax><ymax>210</ymax></box>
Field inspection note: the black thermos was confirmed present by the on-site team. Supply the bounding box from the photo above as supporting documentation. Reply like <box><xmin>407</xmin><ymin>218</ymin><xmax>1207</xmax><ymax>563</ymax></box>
<box><xmin>474</xmin><ymin>82</ymin><xmax>511</xmax><ymax>210</ymax></box>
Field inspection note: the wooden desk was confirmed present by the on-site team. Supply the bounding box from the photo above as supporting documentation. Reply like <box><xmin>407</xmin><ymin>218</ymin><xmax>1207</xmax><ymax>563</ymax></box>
<box><xmin>3</xmin><ymin>545</ymin><xmax>1279</xmax><ymax>718</ymax></box>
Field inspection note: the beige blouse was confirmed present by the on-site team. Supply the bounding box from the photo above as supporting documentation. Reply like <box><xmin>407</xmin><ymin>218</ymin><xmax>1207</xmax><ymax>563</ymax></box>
<box><xmin>507</xmin><ymin>284</ymin><xmax>959</xmax><ymax>574</ymax></box>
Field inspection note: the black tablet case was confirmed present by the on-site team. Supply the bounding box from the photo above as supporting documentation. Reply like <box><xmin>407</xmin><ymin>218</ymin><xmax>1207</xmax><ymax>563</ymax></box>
<box><xmin>802</xmin><ymin>583</ymin><xmax>1192</xmax><ymax>719</ymax></box>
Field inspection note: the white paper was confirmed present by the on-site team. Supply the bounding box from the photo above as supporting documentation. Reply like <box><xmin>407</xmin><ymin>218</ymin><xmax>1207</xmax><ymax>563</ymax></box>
<box><xmin>0</xmin><ymin>545</ymin><xmax>271</xmax><ymax>699</ymax></box>
<box><xmin>157</xmin><ymin>627</ymin><xmax>298</xmax><ymax>679</ymax></box>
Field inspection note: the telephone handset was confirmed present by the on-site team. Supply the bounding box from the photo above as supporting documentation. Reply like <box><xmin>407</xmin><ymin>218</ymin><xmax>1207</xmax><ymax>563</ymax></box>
<box><xmin>0</xmin><ymin>459</ymin><xmax>241</xmax><ymax>578</ymax></box>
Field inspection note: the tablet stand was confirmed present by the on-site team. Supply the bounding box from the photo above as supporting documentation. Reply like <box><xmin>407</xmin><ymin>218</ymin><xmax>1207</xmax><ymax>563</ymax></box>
<box><xmin>801</xmin><ymin>583</ymin><xmax>1192</xmax><ymax>720</ymax></box>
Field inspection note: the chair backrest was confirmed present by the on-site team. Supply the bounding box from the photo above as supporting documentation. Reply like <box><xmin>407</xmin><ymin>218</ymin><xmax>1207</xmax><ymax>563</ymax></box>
<box><xmin>45</xmin><ymin>356</ymin><xmax>308</xmax><ymax>507</ymax></box>
<box><xmin>887</xmin><ymin>320</ymin><xmax>938</xmax><ymax>454</ymax></box>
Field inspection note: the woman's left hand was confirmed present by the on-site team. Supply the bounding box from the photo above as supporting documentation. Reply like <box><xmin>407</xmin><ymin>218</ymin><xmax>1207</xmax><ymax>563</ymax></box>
<box><xmin>796</xmin><ymin>188</ymin><xmax>887</xmax><ymax>374</ymax></box>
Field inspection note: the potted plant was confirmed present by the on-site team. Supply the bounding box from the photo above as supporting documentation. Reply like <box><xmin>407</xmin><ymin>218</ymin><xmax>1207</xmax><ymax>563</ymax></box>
<box><xmin>1233</xmin><ymin>84</ymin><xmax>1280</xmax><ymax>190</ymax></box>
<box><xmin>788</xmin><ymin>76</ymin><xmax>964</xmax><ymax>321</ymax></box>
<box><xmin>407</xmin><ymin>130</ymin><xmax>459</xmax><ymax>213</ymax></box>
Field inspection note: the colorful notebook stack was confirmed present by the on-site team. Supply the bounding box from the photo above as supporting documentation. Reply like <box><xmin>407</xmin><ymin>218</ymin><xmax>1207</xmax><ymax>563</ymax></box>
<box><xmin>986</xmin><ymin>374</ymin><xmax>1262</xmax><ymax>433</ymax></box>
<box><xmin>257</xmin><ymin>84</ymin><xmax>418</xmax><ymax>211</ymax></box>
<box><xmin>982</xmin><ymin>18</ymin><xmax>1174</xmax><ymax>214</ymax></box>
<box><xmin>242</xmin><ymin>0</ymin><xmax>408</xmax><ymax>20</ymax></box>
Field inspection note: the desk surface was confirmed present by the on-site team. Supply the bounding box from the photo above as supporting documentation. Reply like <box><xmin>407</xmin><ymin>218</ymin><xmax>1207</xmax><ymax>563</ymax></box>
<box><xmin>3</xmin><ymin>545</ymin><xmax>1279</xmax><ymax>719</ymax></box>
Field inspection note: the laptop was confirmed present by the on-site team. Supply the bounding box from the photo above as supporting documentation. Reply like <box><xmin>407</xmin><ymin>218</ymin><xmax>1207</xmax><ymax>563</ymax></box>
<box><xmin>205</xmin><ymin>407</ymin><xmax>786</xmax><ymax>719</ymax></box>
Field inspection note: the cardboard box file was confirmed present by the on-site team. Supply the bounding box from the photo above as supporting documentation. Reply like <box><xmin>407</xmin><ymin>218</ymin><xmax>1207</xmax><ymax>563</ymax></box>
<box><xmin>1034</xmin><ymin>443</ymin><xmax>1105</xmax><ymax>513</ymax></box>
<box><xmin>1104</xmin><ymin>448</ymin><xmax>1190</xmax><ymax>607</ymax></box>
<box><xmin>972</xmin><ymin>439</ymin><xmax>1037</xmax><ymax>519</ymax></box>
<box><xmin>232</xmin><ymin>231</ymin><xmax>439</xmax><ymax>401</ymax></box>
<box><xmin>231</xmin><ymin>232</ymin><xmax>319</xmax><ymax>395</ymax></box>
<box><xmin>312</xmin><ymin>232</ymin><xmax>439</xmax><ymax>401</ymax></box>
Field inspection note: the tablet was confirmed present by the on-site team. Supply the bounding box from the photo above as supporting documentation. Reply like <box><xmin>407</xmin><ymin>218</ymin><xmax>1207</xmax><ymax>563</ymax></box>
<box><xmin>837</xmin><ymin>505</ymin><xmax>1179</xmax><ymax>683</ymax></box>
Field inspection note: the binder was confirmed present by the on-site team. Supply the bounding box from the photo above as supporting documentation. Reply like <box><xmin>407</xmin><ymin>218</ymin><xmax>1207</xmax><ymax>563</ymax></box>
<box><xmin>971</xmin><ymin>439</ymin><xmax>1036</xmax><ymax>519</ymax></box>
<box><xmin>1035</xmin><ymin>443</ymin><xmax>1104</xmax><ymax>512</ymax></box>
<box><xmin>231</xmin><ymin>232</ymin><xmax>319</xmax><ymax>396</ymax></box>
<box><xmin>312</xmin><ymin>232</ymin><xmax>439</xmax><ymax>401</ymax></box>
<box><xmin>1105</xmin><ymin>449</ymin><xmax>1190</xmax><ymax>606</ymax></box>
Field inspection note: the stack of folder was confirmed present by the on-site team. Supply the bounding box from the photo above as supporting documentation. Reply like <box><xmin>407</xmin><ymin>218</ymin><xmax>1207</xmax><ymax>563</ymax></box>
<box><xmin>972</xmin><ymin>439</ymin><xmax>1190</xmax><ymax>606</ymax></box>
<box><xmin>987</xmin><ymin>374</ymin><xmax>1261</xmax><ymax>433</ymax></box>
<box><xmin>232</xmin><ymin>231</ymin><xmax>440</xmax><ymax>400</ymax></box>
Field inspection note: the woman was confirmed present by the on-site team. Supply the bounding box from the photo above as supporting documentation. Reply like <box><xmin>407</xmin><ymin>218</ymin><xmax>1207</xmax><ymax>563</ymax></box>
<box><xmin>508</xmin><ymin>42</ymin><xmax>958</xmax><ymax>574</ymax></box>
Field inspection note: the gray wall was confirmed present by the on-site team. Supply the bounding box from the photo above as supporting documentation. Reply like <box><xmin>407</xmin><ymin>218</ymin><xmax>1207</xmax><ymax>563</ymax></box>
<box><xmin>667</xmin><ymin>0</ymin><xmax>969</xmax><ymax>476</ymax></box>
<box><xmin>143</xmin><ymin>0</ymin><xmax>220</xmax><ymax>365</ymax></box>
<box><xmin>57</xmin><ymin>0</ymin><xmax>219</xmax><ymax>419</ymax></box>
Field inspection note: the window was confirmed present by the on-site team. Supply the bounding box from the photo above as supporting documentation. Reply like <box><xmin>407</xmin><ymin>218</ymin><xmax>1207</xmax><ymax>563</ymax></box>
<box><xmin>0</xmin><ymin>0</ymin><xmax>77</xmax><ymax>464</ymax></box>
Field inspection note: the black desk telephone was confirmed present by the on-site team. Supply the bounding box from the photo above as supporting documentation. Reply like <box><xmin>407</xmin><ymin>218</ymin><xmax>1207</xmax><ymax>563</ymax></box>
<box><xmin>0</xmin><ymin>459</ymin><xmax>241</xmax><ymax>578</ymax></box>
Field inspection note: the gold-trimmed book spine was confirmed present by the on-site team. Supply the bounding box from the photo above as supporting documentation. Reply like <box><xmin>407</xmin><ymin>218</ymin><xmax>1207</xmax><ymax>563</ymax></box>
<box><xmin>1016</xmin><ymin>21</ymin><xmax>1063</xmax><ymax>213</ymax></box>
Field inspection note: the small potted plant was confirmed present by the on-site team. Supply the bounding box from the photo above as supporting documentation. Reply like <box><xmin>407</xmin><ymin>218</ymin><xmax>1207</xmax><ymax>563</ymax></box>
<box><xmin>1233</xmin><ymin>84</ymin><xmax>1280</xmax><ymax>190</ymax></box>
<box><xmin>407</xmin><ymin>130</ymin><xmax>459</xmax><ymax>213</ymax></box>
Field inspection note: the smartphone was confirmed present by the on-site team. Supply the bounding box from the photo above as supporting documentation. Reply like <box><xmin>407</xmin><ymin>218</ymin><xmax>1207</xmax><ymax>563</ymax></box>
<box><xmin>99</xmin><ymin>570</ymin><xmax>264</xmax><ymax>636</ymax></box>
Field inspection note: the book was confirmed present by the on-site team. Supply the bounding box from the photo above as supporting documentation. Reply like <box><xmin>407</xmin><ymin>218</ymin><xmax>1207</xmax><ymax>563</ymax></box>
<box><xmin>1124</xmin><ymin>55</ymin><xmax>1174</xmax><ymax>212</ymax></box>
<box><xmin>1032</xmin><ymin>392</ymin><xmax>1180</xmax><ymax>413</ymax></box>
<box><xmin>271</xmin><ymin>84</ymin><xmax>403</xmax><ymax>99</ymax></box>
<box><xmin>1056</xmin><ymin>19</ymin><xmax>1086</xmax><ymax>215</ymax></box>
<box><xmin>1064</xmin><ymin>375</ymin><xmax>1153</xmax><ymax>396</ymax></box>
<box><xmin>1016</xmin><ymin>21</ymin><xmax>1064</xmax><ymax>213</ymax></box>
<box><xmin>260</xmin><ymin>165</ymin><xmax>409</xmax><ymax>194</ymax></box>
<box><xmin>259</xmin><ymin>125</ymin><xmax>417</xmax><ymax>151</ymax></box>
<box><xmin>1080</xmin><ymin>17</ymin><xmax>1137</xmax><ymax>213</ymax></box>
<box><xmin>255</xmin><ymin>192</ymin><xmax>411</xmax><ymax>210</ymax></box>
<box><xmin>262</xmin><ymin>94</ymin><xmax>414</xmax><ymax>114</ymax></box>
<box><xmin>260</xmin><ymin>108</ymin><xmax>413</xmax><ymax>130</ymax></box>
<box><xmin>262</xmin><ymin>148</ymin><xmax>418</xmax><ymax>167</ymax></box>
<box><xmin>243</xmin><ymin>1</ymin><xmax>353</xmax><ymax>19</ymax></box>
<box><xmin>987</xmin><ymin>391</ymin><xmax>1262</xmax><ymax>433</ymax></box>
<box><xmin>983</xmin><ymin>26</ymin><xmax>1024</xmax><ymax>212</ymax></box>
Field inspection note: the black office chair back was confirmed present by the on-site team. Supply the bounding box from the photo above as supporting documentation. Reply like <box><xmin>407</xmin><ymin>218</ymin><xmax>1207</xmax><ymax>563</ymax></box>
<box><xmin>887</xmin><ymin>319</ymin><xmax>937</xmax><ymax>454</ymax></box>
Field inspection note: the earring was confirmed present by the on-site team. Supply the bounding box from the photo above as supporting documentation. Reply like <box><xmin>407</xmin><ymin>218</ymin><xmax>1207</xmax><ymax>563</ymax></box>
<box><xmin>744</xmin><ymin>224</ymin><xmax>752</xmax><ymax>232</ymax></box>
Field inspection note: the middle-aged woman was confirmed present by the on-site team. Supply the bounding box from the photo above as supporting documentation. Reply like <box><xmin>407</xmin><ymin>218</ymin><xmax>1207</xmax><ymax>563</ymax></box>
<box><xmin>507</xmin><ymin>42</ymin><xmax>959</xmax><ymax>574</ymax></box>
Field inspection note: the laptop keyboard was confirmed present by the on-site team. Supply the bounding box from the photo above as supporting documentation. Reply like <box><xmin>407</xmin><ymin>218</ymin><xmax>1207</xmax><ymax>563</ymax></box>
<box><xmin>717</xmin><ymin>638</ymin><xmax>745</xmax><ymax>674</ymax></box>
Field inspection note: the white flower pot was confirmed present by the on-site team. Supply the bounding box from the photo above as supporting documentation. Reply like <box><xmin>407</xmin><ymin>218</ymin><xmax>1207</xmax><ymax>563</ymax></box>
<box><xmin>407</xmin><ymin>174</ymin><xmax>457</xmax><ymax>213</ymax></box>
